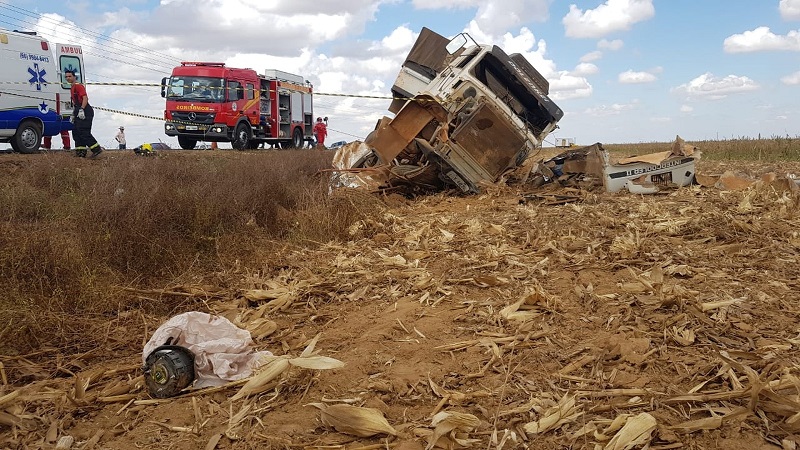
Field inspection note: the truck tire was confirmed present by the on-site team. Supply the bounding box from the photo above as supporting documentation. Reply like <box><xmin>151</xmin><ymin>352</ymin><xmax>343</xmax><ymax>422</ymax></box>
<box><xmin>232</xmin><ymin>122</ymin><xmax>252</xmax><ymax>150</ymax></box>
<box><xmin>289</xmin><ymin>128</ymin><xmax>303</xmax><ymax>149</ymax></box>
<box><xmin>13</xmin><ymin>120</ymin><xmax>42</xmax><ymax>154</ymax></box>
<box><xmin>178</xmin><ymin>136</ymin><xmax>197</xmax><ymax>150</ymax></box>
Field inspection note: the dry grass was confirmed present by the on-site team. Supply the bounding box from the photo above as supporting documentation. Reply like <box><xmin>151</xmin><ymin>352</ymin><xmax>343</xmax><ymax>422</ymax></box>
<box><xmin>0</xmin><ymin>150</ymin><xmax>377</xmax><ymax>357</ymax></box>
<box><xmin>604</xmin><ymin>135</ymin><xmax>800</xmax><ymax>161</ymax></box>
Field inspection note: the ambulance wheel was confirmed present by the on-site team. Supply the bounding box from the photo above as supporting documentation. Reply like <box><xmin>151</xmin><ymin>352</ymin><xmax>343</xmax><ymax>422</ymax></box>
<box><xmin>178</xmin><ymin>136</ymin><xmax>197</xmax><ymax>150</ymax></box>
<box><xmin>232</xmin><ymin>122</ymin><xmax>252</xmax><ymax>150</ymax></box>
<box><xmin>13</xmin><ymin>120</ymin><xmax>42</xmax><ymax>154</ymax></box>
<box><xmin>289</xmin><ymin>128</ymin><xmax>304</xmax><ymax>149</ymax></box>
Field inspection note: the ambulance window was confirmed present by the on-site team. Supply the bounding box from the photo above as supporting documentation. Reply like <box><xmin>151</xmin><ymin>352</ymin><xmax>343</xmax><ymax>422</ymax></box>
<box><xmin>246</xmin><ymin>83</ymin><xmax>255</xmax><ymax>100</ymax></box>
<box><xmin>59</xmin><ymin>55</ymin><xmax>82</xmax><ymax>88</ymax></box>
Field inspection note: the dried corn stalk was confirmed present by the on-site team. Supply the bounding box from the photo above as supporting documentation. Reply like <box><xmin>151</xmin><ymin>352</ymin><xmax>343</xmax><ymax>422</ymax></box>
<box><xmin>309</xmin><ymin>403</ymin><xmax>397</xmax><ymax>437</ymax></box>
<box><xmin>0</xmin><ymin>390</ymin><xmax>21</xmax><ymax>408</ymax></box>
<box><xmin>603</xmin><ymin>413</ymin><xmax>656</xmax><ymax>450</ymax></box>
<box><xmin>231</xmin><ymin>357</ymin><xmax>290</xmax><ymax>401</ymax></box>
<box><xmin>500</xmin><ymin>299</ymin><xmax>538</xmax><ymax>322</ymax></box>
<box><xmin>426</xmin><ymin>411</ymin><xmax>481</xmax><ymax>450</ymax></box>
<box><xmin>524</xmin><ymin>394</ymin><xmax>582</xmax><ymax>435</ymax></box>
<box><xmin>289</xmin><ymin>356</ymin><xmax>345</xmax><ymax>370</ymax></box>
<box><xmin>669</xmin><ymin>415</ymin><xmax>723</xmax><ymax>434</ymax></box>
<box><xmin>671</xmin><ymin>326</ymin><xmax>696</xmax><ymax>346</ymax></box>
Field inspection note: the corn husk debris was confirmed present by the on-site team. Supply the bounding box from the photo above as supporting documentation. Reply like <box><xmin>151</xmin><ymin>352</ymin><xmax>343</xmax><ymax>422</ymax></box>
<box><xmin>309</xmin><ymin>403</ymin><xmax>397</xmax><ymax>437</ymax></box>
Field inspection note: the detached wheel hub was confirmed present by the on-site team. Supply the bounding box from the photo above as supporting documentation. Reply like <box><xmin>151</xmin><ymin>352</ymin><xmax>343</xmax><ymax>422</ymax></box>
<box><xmin>143</xmin><ymin>345</ymin><xmax>195</xmax><ymax>398</ymax></box>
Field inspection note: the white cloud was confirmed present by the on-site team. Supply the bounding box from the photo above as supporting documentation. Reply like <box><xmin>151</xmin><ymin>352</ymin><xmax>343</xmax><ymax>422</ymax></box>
<box><xmin>673</xmin><ymin>73</ymin><xmax>760</xmax><ymax>100</ymax></box>
<box><xmin>124</xmin><ymin>0</ymin><xmax>383</xmax><ymax>56</ymax></box>
<box><xmin>781</xmin><ymin>0</ymin><xmax>800</xmax><ymax>20</ymax></box>
<box><xmin>563</xmin><ymin>0</ymin><xmax>655</xmax><ymax>39</ymax></box>
<box><xmin>550</xmin><ymin>74</ymin><xmax>593</xmax><ymax>100</ymax></box>
<box><xmin>782</xmin><ymin>71</ymin><xmax>800</xmax><ymax>84</ymax></box>
<box><xmin>680</xmin><ymin>105</ymin><xmax>694</xmax><ymax>113</ymax></box>
<box><xmin>723</xmin><ymin>27</ymin><xmax>800</xmax><ymax>52</ymax></box>
<box><xmin>416</xmin><ymin>0</ymin><xmax>552</xmax><ymax>36</ymax></box>
<box><xmin>573</xmin><ymin>63</ymin><xmax>599</xmax><ymax>76</ymax></box>
<box><xmin>410</xmin><ymin>0</ymin><xmax>482</xmax><ymax>9</ymax></box>
<box><xmin>597</xmin><ymin>39</ymin><xmax>624</xmax><ymax>50</ymax></box>
<box><xmin>472</xmin><ymin>0</ymin><xmax>552</xmax><ymax>35</ymax></box>
<box><xmin>583</xmin><ymin>101</ymin><xmax>638</xmax><ymax>117</ymax></box>
<box><xmin>618</xmin><ymin>70</ymin><xmax>657</xmax><ymax>84</ymax></box>
<box><xmin>580</xmin><ymin>50</ymin><xmax>603</xmax><ymax>62</ymax></box>
<box><xmin>371</xmin><ymin>26</ymin><xmax>417</xmax><ymax>52</ymax></box>
<box><xmin>650</xmin><ymin>117</ymin><xmax>671</xmax><ymax>123</ymax></box>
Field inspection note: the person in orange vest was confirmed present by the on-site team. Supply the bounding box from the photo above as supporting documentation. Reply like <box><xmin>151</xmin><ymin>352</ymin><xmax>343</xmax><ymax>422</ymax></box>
<box><xmin>42</xmin><ymin>130</ymin><xmax>71</xmax><ymax>151</ymax></box>
<box><xmin>313</xmin><ymin>117</ymin><xmax>327</xmax><ymax>148</ymax></box>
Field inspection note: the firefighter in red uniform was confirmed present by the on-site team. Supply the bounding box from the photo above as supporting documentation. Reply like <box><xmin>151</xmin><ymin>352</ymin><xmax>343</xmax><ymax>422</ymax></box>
<box><xmin>65</xmin><ymin>69</ymin><xmax>102</xmax><ymax>158</ymax></box>
<box><xmin>313</xmin><ymin>117</ymin><xmax>327</xmax><ymax>149</ymax></box>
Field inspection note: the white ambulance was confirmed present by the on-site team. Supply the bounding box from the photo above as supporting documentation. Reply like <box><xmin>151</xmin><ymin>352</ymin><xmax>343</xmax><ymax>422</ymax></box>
<box><xmin>0</xmin><ymin>29</ymin><xmax>85</xmax><ymax>153</ymax></box>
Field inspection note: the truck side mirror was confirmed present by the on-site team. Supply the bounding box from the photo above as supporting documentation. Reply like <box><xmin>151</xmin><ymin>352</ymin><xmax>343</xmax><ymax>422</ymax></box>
<box><xmin>446</xmin><ymin>34</ymin><xmax>468</xmax><ymax>54</ymax></box>
<box><xmin>160</xmin><ymin>77</ymin><xmax>167</xmax><ymax>98</ymax></box>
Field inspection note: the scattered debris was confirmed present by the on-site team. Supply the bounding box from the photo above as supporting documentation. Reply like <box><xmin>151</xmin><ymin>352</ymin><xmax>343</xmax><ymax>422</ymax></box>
<box><xmin>529</xmin><ymin>136</ymin><xmax>700</xmax><ymax>194</ymax></box>
<box><xmin>142</xmin><ymin>311</ymin><xmax>273</xmax><ymax>389</ymax></box>
<box><xmin>143</xmin><ymin>344</ymin><xmax>195</xmax><ymax>398</ymax></box>
<box><xmin>309</xmin><ymin>403</ymin><xmax>397</xmax><ymax>438</ymax></box>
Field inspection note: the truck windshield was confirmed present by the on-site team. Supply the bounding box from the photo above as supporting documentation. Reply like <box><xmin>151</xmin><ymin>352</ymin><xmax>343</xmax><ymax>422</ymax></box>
<box><xmin>166</xmin><ymin>76</ymin><xmax>224</xmax><ymax>103</ymax></box>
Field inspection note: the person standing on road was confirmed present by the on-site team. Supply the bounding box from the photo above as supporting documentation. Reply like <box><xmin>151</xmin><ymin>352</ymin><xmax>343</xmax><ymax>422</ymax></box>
<box><xmin>115</xmin><ymin>126</ymin><xmax>126</xmax><ymax>150</ymax></box>
<box><xmin>42</xmin><ymin>130</ymin><xmax>71</xmax><ymax>151</ymax></box>
<box><xmin>65</xmin><ymin>69</ymin><xmax>102</xmax><ymax>158</ymax></box>
<box><xmin>313</xmin><ymin>117</ymin><xmax>327</xmax><ymax>149</ymax></box>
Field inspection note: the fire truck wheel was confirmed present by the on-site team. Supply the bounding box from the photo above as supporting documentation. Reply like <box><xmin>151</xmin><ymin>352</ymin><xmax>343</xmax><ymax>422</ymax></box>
<box><xmin>290</xmin><ymin>128</ymin><xmax>304</xmax><ymax>149</ymax></box>
<box><xmin>178</xmin><ymin>136</ymin><xmax>197</xmax><ymax>150</ymax></box>
<box><xmin>232</xmin><ymin>122</ymin><xmax>252</xmax><ymax>150</ymax></box>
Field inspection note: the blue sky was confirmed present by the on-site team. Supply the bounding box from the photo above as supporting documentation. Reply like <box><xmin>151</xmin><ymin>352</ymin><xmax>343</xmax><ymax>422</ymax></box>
<box><xmin>1</xmin><ymin>0</ymin><xmax>799</xmax><ymax>147</ymax></box>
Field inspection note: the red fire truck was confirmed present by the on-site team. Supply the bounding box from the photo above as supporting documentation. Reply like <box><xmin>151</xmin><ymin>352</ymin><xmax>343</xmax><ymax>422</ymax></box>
<box><xmin>161</xmin><ymin>62</ymin><xmax>314</xmax><ymax>150</ymax></box>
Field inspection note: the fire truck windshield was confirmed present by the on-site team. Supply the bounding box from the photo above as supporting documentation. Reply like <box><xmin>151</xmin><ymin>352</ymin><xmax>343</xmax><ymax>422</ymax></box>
<box><xmin>166</xmin><ymin>76</ymin><xmax>224</xmax><ymax>103</ymax></box>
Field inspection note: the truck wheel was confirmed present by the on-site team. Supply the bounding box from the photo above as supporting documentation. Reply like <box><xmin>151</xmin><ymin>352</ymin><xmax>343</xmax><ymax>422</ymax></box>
<box><xmin>178</xmin><ymin>136</ymin><xmax>197</xmax><ymax>150</ymax></box>
<box><xmin>232</xmin><ymin>122</ymin><xmax>252</xmax><ymax>150</ymax></box>
<box><xmin>289</xmin><ymin>128</ymin><xmax>303</xmax><ymax>149</ymax></box>
<box><xmin>13</xmin><ymin>120</ymin><xmax>42</xmax><ymax>154</ymax></box>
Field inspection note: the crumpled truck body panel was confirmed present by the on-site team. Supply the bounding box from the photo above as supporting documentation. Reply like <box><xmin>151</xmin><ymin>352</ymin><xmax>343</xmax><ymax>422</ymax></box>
<box><xmin>603</xmin><ymin>153</ymin><xmax>697</xmax><ymax>194</ymax></box>
<box><xmin>534</xmin><ymin>138</ymin><xmax>700</xmax><ymax>194</ymax></box>
<box><xmin>353</xmin><ymin>28</ymin><xmax>564</xmax><ymax>195</ymax></box>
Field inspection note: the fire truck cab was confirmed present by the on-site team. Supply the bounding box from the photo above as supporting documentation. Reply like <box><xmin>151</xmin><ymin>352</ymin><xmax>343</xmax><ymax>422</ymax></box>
<box><xmin>162</xmin><ymin>62</ymin><xmax>313</xmax><ymax>150</ymax></box>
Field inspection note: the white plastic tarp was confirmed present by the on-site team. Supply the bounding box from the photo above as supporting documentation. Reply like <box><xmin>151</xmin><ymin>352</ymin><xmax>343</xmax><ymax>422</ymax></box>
<box><xmin>142</xmin><ymin>311</ymin><xmax>272</xmax><ymax>388</ymax></box>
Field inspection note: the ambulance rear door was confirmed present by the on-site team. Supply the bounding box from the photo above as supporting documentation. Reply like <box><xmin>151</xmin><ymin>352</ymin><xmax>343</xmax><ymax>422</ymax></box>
<box><xmin>55</xmin><ymin>43</ymin><xmax>84</xmax><ymax>119</ymax></box>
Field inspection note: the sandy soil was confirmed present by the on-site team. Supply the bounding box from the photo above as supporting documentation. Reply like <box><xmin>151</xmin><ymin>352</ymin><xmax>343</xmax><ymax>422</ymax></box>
<box><xmin>2</xmin><ymin>155</ymin><xmax>800</xmax><ymax>450</ymax></box>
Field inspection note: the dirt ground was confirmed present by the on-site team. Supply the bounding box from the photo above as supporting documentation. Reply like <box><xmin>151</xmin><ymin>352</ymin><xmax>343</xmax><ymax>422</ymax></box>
<box><xmin>2</xmin><ymin>153</ymin><xmax>800</xmax><ymax>450</ymax></box>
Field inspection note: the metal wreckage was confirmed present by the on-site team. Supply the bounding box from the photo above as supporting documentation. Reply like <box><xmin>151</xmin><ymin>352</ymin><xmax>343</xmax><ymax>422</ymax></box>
<box><xmin>331</xmin><ymin>28</ymin><xmax>699</xmax><ymax>196</ymax></box>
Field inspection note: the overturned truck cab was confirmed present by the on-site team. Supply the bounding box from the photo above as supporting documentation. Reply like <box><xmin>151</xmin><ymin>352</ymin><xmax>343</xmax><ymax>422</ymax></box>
<box><xmin>349</xmin><ymin>27</ymin><xmax>564</xmax><ymax>194</ymax></box>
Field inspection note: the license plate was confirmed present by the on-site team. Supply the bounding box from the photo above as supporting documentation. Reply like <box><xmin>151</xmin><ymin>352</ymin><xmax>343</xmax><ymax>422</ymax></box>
<box><xmin>186</xmin><ymin>125</ymin><xmax>198</xmax><ymax>130</ymax></box>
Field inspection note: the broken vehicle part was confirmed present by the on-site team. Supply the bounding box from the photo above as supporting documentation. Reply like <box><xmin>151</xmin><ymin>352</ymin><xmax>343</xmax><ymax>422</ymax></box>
<box><xmin>531</xmin><ymin>136</ymin><xmax>700</xmax><ymax>194</ymax></box>
<box><xmin>143</xmin><ymin>345</ymin><xmax>195</xmax><ymax>398</ymax></box>
<box><xmin>336</xmin><ymin>27</ymin><xmax>564</xmax><ymax>195</ymax></box>
<box><xmin>142</xmin><ymin>311</ymin><xmax>272</xmax><ymax>388</ymax></box>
